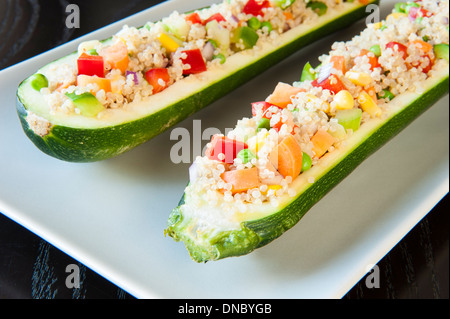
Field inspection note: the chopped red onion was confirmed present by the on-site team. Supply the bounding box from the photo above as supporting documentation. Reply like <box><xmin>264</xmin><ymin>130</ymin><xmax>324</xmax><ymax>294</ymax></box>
<box><xmin>317</xmin><ymin>63</ymin><xmax>332</xmax><ymax>84</ymax></box>
<box><xmin>202</xmin><ymin>41</ymin><xmax>215</xmax><ymax>61</ymax></box>
<box><xmin>126</xmin><ymin>71</ymin><xmax>139</xmax><ymax>85</ymax></box>
<box><xmin>231</xmin><ymin>15</ymin><xmax>239</xmax><ymax>23</ymax></box>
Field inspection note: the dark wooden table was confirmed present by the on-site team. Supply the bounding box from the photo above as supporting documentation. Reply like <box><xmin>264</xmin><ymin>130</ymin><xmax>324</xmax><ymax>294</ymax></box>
<box><xmin>0</xmin><ymin>0</ymin><xmax>448</xmax><ymax>299</ymax></box>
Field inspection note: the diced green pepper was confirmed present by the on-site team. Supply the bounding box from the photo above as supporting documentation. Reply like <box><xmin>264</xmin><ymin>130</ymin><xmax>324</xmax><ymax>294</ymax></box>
<box><xmin>300</xmin><ymin>62</ymin><xmax>316</xmax><ymax>82</ymax></box>
<box><xmin>237</xmin><ymin>149</ymin><xmax>257</xmax><ymax>164</ymax></box>
<box><xmin>434</xmin><ymin>43</ymin><xmax>449</xmax><ymax>62</ymax></box>
<box><xmin>306</xmin><ymin>1</ymin><xmax>328</xmax><ymax>16</ymax></box>
<box><xmin>231</xmin><ymin>26</ymin><xmax>259</xmax><ymax>50</ymax></box>
<box><xmin>30</xmin><ymin>73</ymin><xmax>48</xmax><ymax>92</ymax></box>
<box><xmin>65</xmin><ymin>92</ymin><xmax>105</xmax><ymax>117</ymax></box>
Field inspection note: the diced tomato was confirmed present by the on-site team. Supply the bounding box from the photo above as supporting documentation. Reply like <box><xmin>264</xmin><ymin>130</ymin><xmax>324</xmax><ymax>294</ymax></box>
<box><xmin>359</xmin><ymin>49</ymin><xmax>381</xmax><ymax>70</ymax></box>
<box><xmin>409</xmin><ymin>39</ymin><xmax>434</xmax><ymax>54</ymax></box>
<box><xmin>311</xmin><ymin>74</ymin><xmax>346</xmax><ymax>94</ymax></box>
<box><xmin>330</xmin><ymin>56</ymin><xmax>346</xmax><ymax>74</ymax></box>
<box><xmin>417</xmin><ymin>55</ymin><xmax>433</xmax><ymax>73</ymax></box>
<box><xmin>185</xmin><ymin>12</ymin><xmax>203</xmax><ymax>24</ymax></box>
<box><xmin>203</xmin><ymin>13</ymin><xmax>226</xmax><ymax>25</ymax></box>
<box><xmin>205</xmin><ymin>135</ymin><xmax>248</xmax><ymax>164</ymax></box>
<box><xmin>251</xmin><ymin>101</ymin><xmax>280</xmax><ymax>119</ymax></box>
<box><xmin>77</xmin><ymin>53</ymin><xmax>104</xmax><ymax>78</ymax></box>
<box><xmin>408</xmin><ymin>40</ymin><xmax>435</xmax><ymax>73</ymax></box>
<box><xmin>242</xmin><ymin>0</ymin><xmax>271</xmax><ymax>17</ymax></box>
<box><xmin>266</xmin><ymin>82</ymin><xmax>305</xmax><ymax>108</ymax></box>
<box><xmin>145</xmin><ymin>68</ymin><xmax>171</xmax><ymax>94</ymax></box>
<box><xmin>180</xmin><ymin>49</ymin><xmax>207</xmax><ymax>75</ymax></box>
<box><xmin>386</xmin><ymin>42</ymin><xmax>408</xmax><ymax>59</ymax></box>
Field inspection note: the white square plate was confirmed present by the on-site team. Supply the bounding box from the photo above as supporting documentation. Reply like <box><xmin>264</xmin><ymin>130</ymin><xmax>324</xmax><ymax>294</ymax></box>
<box><xmin>0</xmin><ymin>0</ymin><xmax>448</xmax><ymax>298</ymax></box>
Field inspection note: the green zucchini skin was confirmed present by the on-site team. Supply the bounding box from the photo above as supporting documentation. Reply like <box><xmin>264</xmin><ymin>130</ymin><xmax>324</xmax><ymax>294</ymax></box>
<box><xmin>165</xmin><ymin>75</ymin><xmax>449</xmax><ymax>263</ymax></box>
<box><xmin>16</xmin><ymin>2</ymin><xmax>377</xmax><ymax>163</ymax></box>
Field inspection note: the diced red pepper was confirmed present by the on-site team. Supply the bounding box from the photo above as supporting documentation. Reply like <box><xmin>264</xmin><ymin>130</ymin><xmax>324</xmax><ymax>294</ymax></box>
<box><xmin>180</xmin><ymin>49</ymin><xmax>207</xmax><ymax>75</ymax></box>
<box><xmin>185</xmin><ymin>12</ymin><xmax>203</xmax><ymax>24</ymax></box>
<box><xmin>311</xmin><ymin>74</ymin><xmax>346</xmax><ymax>94</ymax></box>
<box><xmin>386</xmin><ymin>42</ymin><xmax>408</xmax><ymax>59</ymax></box>
<box><xmin>203</xmin><ymin>13</ymin><xmax>226</xmax><ymax>25</ymax></box>
<box><xmin>243</xmin><ymin>0</ymin><xmax>271</xmax><ymax>17</ymax></box>
<box><xmin>77</xmin><ymin>53</ymin><xmax>104</xmax><ymax>78</ymax></box>
<box><xmin>251</xmin><ymin>101</ymin><xmax>280</xmax><ymax>119</ymax></box>
<box><xmin>205</xmin><ymin>135</ymin><xmax>248</xmax><ymax>164</ymax></box>
<box><xmin>145</xmin><ymin>68</ymin><xmax>171</xmax><ymax>94</ymax></box>
<box><xmin>359</xmin><ymin>49</ymin><xmax>381</xmax><ymax>70</ymax></box>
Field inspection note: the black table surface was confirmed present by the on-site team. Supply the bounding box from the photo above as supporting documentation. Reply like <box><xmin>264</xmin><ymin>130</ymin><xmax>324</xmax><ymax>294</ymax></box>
<box><xmin>0</xmin><ymin>0</ymin><xmax>448</xmax><ymax>300</ymax></box>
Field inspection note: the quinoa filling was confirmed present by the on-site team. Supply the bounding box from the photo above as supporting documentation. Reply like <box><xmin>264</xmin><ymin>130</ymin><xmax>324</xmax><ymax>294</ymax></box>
<box><xmin>184</xmin><ymin>0</ymin><xmax>449</xmax><ymax>215</ymax></box>
<box><xmin>34</xmin><ymin>0</ymin><xmax>357</xmax><ymax>118</ymax></box>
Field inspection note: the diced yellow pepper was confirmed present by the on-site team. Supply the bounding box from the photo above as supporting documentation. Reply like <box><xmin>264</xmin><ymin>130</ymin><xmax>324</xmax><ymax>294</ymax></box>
<box><xmin>158</xmin><ymin>32</ymin><xmax>180</xmax><ymax>53</ymax></box>
<box><xmin>346</xmin><ymin>71</ymin><xmax>372</xmax><ymax>86</ymax></box>
<box><xmin>373</xmin><ymin>22</ymin><xmax>383</xmax><ymax>30</ymax></box>
<box><xmin>109</xmin><ymin>74</ymin><xmax>124</xmax><ymax>94</ymax></box>
<box><xmin>247</xmin><ymin>131</ymin><xmax>269</xmax><ymax>155</ymax></box>
<box><xmin>387</xmin><ymin>12</ymin><xmax>408</xmax><ymax>20</ymax></box>
<box><xmin>263</xmin><ymin>185</ymin><xmax>282</xmax><ymax>195</ymax></box>
<box><xmin>358</xmin><ymin>91</ymin><xmax>381</xmax><ymax>117</ymax></box>
<box><xmin>306</xmin><ymin>94</ymin><xmax>331</xmax><ymax>113</ymax></box>
<box><xmin>333</xmin><ymin>90</ymin><xmax>354</xmax><ymax>110</ymax></box>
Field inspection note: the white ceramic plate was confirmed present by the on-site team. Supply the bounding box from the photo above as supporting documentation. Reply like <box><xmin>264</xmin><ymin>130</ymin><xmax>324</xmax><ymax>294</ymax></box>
<box><xmin>0</xmin><ymin>0</ymin><xmax>448</xmax><ymax>299</ymax></box>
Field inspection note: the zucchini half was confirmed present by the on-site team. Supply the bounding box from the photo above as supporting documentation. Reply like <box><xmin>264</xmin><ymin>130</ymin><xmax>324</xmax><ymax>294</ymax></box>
<box><xmin>165</xmin><ymin>63</ymin><xmax>449</xmax><ymax>263</ymax></box>
<box><xmin>16</xmin><ymin>1</ymin><xmax>376</xmax><ymax>162</ymax></box>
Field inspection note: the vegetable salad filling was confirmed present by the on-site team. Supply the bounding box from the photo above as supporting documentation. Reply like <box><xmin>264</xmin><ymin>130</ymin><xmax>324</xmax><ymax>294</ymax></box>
<box><xmin>185</xmin><ymin>0</ymin><xmax>449</xmax><ymax>213</ymax></box>
<box><xmin>31</xmin><ymin>0</ymin><xmax>358</xmax><ymax>118</ymax></box>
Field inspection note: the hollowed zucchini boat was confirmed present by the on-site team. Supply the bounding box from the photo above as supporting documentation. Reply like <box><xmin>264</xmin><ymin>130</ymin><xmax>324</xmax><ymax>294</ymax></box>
<box><xmin>16</xmin><ymin>0</ymin><xmax>376</xmax><ymax>162</ymax></box>
<box><xmin>165</xmin><ymin>0</ymin><xmax>449</xmax><ymax>262</ymax></box>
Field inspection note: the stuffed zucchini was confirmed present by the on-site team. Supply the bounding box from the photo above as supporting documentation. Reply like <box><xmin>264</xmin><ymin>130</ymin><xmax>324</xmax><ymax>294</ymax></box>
<box><xmin>16</xmin><ymin>0</ymin><xmax>376</xmax><ymax>162</ymax></box>
<box><xmin>165</xmin><ymin>0</ymin><xmax>449</xmax><ymax>262</ymax></box>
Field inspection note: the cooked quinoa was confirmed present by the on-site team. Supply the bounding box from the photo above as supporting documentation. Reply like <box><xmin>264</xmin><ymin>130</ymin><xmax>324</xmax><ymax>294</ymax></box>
<box><xmin>38</xmin><ymin>0</ymin><xmax>352</xmax><ymax>117</ymax></box>
<box><xmin>185</xmin><ymin>0</ymin><xmax>449</xmax><ymax>211</ymax></box>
